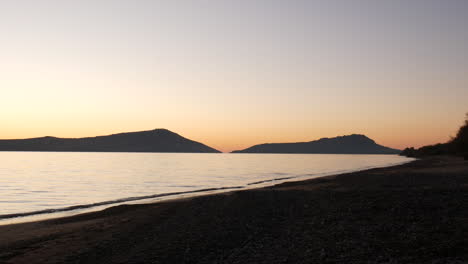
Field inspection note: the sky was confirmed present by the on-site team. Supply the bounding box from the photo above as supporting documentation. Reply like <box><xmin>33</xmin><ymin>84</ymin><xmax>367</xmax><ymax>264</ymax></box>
<box><xmin>1</xmin><ymin>0</ymin><xmax>467</xmax><ymax>152</ymax></box>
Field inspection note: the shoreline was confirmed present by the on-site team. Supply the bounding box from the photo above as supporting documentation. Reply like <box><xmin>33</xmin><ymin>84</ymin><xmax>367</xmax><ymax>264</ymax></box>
<box><xmin>1</xmin><ymin>156</ymin><xmax>467</xmax><ymax>263</ymax></box>
<box><xmin>0</xmin><ymin>157</ymin><xmax>413</xmax><ymax>225</ymax></box>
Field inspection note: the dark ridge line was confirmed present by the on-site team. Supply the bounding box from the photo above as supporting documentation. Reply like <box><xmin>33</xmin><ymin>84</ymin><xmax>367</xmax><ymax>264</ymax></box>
<box><xmin>0</xmin><ymin>186</ymin><xmax>243</xmax><ymax>220</ymax></box>
<box><xmin>231</xmin><ymin>134</ymin><xmax>401</xmax><ymax>154</ymax></box>
<box><xmin>0</xmin><ymin>129</ymin><xmax>221</xmax><ymax>153</ymax></box>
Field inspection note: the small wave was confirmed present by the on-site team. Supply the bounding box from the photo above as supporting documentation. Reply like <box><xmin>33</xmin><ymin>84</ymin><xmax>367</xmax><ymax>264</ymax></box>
<box><xmin>0</xmin><ymin>186</ymin><xmax>243</xmax><ymax>220</ymax></box>
<box><xmin>247</xmin><ymin>176</ymin><xmax>297</xmax><ymax>186</ymax></box>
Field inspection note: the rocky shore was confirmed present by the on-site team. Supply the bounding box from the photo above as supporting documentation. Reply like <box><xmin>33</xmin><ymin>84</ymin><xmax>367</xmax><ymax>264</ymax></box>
<box><xmin>1</xmin><ymin>156</ymin><xmax>468</xmax><ymax>263</ymax></box>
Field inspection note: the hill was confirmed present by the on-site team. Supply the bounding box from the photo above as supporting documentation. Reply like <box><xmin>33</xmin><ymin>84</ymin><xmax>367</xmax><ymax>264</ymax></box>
<box><xmin>232</xmin><ymin>134</ymin><xmax>400</xmax><ymax>154</ymax></box>
<box><xmin>0</xmin><ymin>129</ymin><xmax>220</xmax><ymax>153</ymax></box>
<box><xmin>401</xmin><ymin>113</ymin><xmax>468</xmax><ymax>159</ymax></box>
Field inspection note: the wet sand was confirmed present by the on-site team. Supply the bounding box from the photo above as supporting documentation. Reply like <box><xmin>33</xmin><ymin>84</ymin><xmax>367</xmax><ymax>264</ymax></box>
<box><xmin>1</xmin><ymin>156</ymin><xmax>468</xmax><ymax>263</ymax></box>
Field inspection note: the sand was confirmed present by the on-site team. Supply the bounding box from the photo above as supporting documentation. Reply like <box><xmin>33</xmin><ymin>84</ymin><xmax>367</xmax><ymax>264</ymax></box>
<box><xmin>1</xmin><ymin>156</ymin><xmax>468</xmax><ymax>263</ymax></box>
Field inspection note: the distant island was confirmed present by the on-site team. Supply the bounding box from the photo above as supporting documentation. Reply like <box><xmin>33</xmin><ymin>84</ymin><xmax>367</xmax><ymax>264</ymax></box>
<box><xmin>0</xmin><ymin>129</ymin><xmax>221</xmax><ymax>153</ymax></box>
<box><xmin>232</xmin><ymin>134</ymin><xmax>401</xmax><ymax>154</ymax></box>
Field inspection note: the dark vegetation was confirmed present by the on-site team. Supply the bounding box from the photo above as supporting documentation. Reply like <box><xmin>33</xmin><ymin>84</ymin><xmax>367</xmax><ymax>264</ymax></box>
<box><xmin>401</xmin><ymin>113</ymin><xmax>468</xmax><ymax>159</ymax></box>
<box><xmin>232</xmin><ymin>134</ymin><xmax>400</xmax><ymax>154</ymax></box>
<box><xmin>0</xmin><ymin>129</ymin><xmax>221</xmax><ymax>153</ymax></box>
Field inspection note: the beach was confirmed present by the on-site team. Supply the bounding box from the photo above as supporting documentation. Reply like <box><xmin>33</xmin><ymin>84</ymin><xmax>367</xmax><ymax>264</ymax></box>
<box><xmin>1</xmin><ymin>156</ymin><xmax>467</xmax><ymax>263</ymax></box>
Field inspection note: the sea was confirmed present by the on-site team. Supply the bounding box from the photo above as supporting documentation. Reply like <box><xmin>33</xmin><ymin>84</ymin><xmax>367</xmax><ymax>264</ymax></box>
<box><xmin>0</xmin><ymin>152</ymin><xmax>413</xmax><ymax>224</ymax></box>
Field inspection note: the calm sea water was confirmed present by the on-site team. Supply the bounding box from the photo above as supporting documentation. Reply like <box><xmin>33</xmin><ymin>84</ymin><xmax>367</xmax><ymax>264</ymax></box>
<box><xmin>0</xmin><ymin>152</ymin><xmax>412</xmax><ymax>222</ymax></box>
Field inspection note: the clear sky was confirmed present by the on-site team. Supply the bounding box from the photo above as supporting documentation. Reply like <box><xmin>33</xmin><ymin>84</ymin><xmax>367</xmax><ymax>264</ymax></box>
<box><xmin>1</xmin><ymin>0</ymin><xmax>467</xmax><ymax>152</ymax></box>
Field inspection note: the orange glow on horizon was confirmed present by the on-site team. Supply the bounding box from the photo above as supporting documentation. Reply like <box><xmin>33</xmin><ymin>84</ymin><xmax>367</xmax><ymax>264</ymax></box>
<box><xmin>1</xmin><ymin>1</ymin><xmax>467</xmax><ymax>152</ymax></box>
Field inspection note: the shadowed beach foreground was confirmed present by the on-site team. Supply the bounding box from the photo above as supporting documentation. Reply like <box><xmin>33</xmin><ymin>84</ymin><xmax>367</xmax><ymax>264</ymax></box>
<box><xmin>1</xmin><ymin>157</ymin><xmax>468</xmax><ymax>263</ymax></box>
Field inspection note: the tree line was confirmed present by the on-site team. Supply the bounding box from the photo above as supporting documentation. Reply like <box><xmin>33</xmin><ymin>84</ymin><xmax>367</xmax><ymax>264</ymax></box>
<box><xmin>401</xmin><ymin>113</ymin><xmax>468</xmax><ymax>159</ymax></box>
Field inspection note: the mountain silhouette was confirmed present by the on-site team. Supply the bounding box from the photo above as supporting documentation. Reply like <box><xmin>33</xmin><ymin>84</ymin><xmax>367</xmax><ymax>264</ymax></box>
<box><xmin>0</xmin><ymin>129</ymin><xmax>220</xmax><ymax>153</ymax></box>
<box><xmin>232</xmin><ymin>134</ymin><xmax>400</xmax><ymax>154</ymax></box>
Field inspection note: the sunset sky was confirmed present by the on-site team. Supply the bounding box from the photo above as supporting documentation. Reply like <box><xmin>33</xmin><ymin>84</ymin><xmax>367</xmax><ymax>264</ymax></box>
<box><xmin>1</xmin><ymin>0</ymin><xmax>467</xmax><ymax>152</ymax></box>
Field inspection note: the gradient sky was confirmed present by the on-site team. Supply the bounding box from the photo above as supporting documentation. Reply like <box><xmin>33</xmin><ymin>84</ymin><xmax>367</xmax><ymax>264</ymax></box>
<box><xmin>1</xmin><ymin>0</ymin><xmax>467</xmax><ymax>152</ymax></box>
